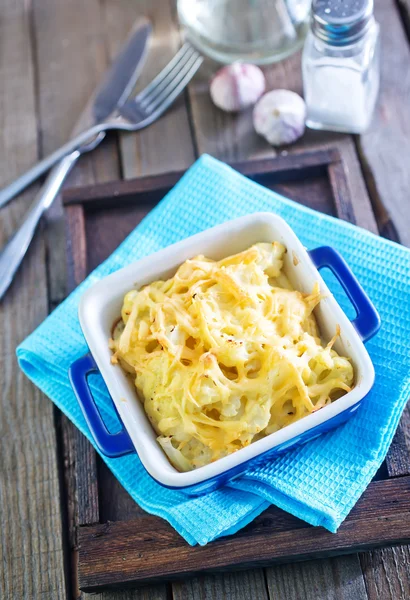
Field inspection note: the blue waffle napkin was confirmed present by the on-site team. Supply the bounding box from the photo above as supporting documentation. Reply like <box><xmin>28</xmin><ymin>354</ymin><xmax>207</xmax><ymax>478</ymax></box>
<box><xmin>17</xmin><ymin>155</ymin><xmax>410</xmax><ymax>546</ymax></box>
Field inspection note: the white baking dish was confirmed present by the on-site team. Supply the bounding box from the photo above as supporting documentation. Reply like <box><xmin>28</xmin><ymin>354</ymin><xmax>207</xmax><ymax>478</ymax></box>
<box><xmin>70</xmin><ymin>213</ymin><xmax>380</xmax><ymax>494</ymax></box>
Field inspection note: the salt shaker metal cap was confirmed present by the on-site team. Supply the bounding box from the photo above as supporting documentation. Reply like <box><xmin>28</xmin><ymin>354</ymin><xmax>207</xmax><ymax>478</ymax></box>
<box><xmin>303</xmin><ymin>0</ymin><xmax>380</xmax><ymax>134</ymax></box>
<box><xmin>312</xmin><ymin>0</ymin><xmax>374</xmax><ymax>46</ymax></box>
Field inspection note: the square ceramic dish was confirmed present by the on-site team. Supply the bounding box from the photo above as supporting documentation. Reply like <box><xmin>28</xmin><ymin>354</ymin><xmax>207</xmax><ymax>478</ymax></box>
<box><xmin>69</xmin><ymin>213</ymin><xmax>380</xmax><ymax>495</ymax></box>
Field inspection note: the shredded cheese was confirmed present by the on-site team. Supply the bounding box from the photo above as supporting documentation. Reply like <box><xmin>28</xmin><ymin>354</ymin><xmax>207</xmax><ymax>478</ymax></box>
<box><xmin>110</xmin><ymin>243</ymin><xmax>354</xmax><ymax>471</ymax></box>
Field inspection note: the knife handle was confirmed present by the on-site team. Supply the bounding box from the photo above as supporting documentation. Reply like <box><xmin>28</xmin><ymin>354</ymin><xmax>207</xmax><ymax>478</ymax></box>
<box><xmin>0</xmin><ymin>124</ymin><xmax>106</xmax><ymax>209</ymax></box>
<box><xmin>0</xmin><ymin>127</ymin><xmax>106</xmax><ymax>300</ymax></box>
<box><xmin>0</xmin><ymin>151</ymin><xmax>82</xmax><ymax>299</ymax></box>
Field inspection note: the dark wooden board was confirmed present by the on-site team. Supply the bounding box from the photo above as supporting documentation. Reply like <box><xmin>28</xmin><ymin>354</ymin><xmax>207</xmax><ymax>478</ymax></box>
<box><xmin>62</xmin><ymin>149</ymin><xmax>410</xmax><ymax>593</ymax></box>
<box><xmin>78</xmin><ymin>476</ymin><xmax>410</xmax><ymax>591</ymax></box>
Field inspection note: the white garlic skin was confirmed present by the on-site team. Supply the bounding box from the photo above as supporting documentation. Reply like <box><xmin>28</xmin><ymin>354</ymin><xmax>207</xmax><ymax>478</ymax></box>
<box><xmin>253</xmin><ymin>90</ymin><xmax>306</xmax><ymax>146</ymax></box>
<box><xmin>210</xmin><ymin>63</ymin><xmax>266</xmax><ymax>112</ymax></box>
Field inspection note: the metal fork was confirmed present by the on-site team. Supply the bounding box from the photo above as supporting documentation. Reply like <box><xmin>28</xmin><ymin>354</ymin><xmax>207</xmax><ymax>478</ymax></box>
<box><xmin>0</xmin><ymin>43</ymin><xmax>203</xmax><ymax>210</ymax></box>
<box><xmin>0</xmin><ymin>43</ymin><xmax>203</xmax><ymax>300</ymax></box>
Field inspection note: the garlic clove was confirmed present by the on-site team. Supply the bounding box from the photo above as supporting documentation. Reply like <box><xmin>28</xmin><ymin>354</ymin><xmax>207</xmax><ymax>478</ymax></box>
<box><xmin>210</xmin><ymin>63</ymin><xmax>266</xmax><ymax>113</ymax></box>
<box><xmin>253</xmin><ymin>89</ymin><xmax>306</xmax><ymax>146</ymax></box>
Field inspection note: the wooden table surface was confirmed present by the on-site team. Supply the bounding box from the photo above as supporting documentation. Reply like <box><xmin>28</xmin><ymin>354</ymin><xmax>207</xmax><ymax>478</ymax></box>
<box><xmin>1</xmin><ymin>1</ymin><xmax>410</xmax><ymax>599</ymax></box>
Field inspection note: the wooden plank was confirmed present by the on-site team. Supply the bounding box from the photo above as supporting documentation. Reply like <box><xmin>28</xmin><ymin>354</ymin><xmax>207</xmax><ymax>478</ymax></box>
<box><xmin>172</xmin><ymin>570</ymin><xmax>269</xmax><ymax>600</ymax></box>
<box><xmin>64</xmin><ymin>202</ymin><xmax>100</xmax><ymax>514</ymax></box>
<box><xmin>59</xmin><ymin>412</ymin><xmax>100</xmax><ymax>599</ymax></box>
<box><xmin>96</xmin><ymin>459</ymin><xmax>170</xmax><ymax>599</ymax></box>
<box><xmin>31</xmin><ymin>3</ymin><xmax>131</xmax><ymax>598</ymax></box>
<box><xmin>77</xmin><ymin>476</ymin><xmax>410</xmax><ymax>592</ymax></box>
<box><xmin>187</xmin><ymin>58</ymin><xmax>273</xmax><ymax>163</ymax></box>
<box><xmin>357</xmin><ymin>0</ymin><xmax>410</xmax><ymax>246</ymax></box>
<box><xmin>0</xmin><ymin>1</ymin><xmax>67</xmax><ymax>599</ymax></box>
<box><xmin>65</xmin><ymin>205</ymin><xmax>87</xmax><ymax>293</ymax></box>
<box><xmin>327</xmin><ymin>159</ymin><xmax>356</xmax><ymax>224</ymax></box>
<box><xmin>32</xmin><ymin>0</ymin><xmax>121</xmax><ymax>305</ymax></box>
<box><xmin>266</xmin><ymin>555</ymin><xmax>368</xmax><ymax>600</ymax></box>
<box><xmin>360</xmin><ymin>546</ymin><xmax>410</xmax><ymax>600</ymax></box>
<box><xmin>385</xmin><ymin>407</ymin><xmax>410</xmax><ymax>477</ymax></box>
<box><xmin>103</xmin><ymin>0</ymin><xmax>195</xmax><ymax>179</ymax></box>
<box><xmin>62</xmin><ymin>149</ymin><xmax>340</xmax><ymax>206</ymax></box>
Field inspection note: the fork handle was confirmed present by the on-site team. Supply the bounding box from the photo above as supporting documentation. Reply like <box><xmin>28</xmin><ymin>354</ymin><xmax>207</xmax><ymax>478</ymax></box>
<box><xmin>0</xmin><ymin>151</ymin><xmax>81</xmax><ymax>300</ymax></box>
<box><xmin>0</xmin><ymin>123</ymin><xmax>106</xmax><ymax>209</ymax></box>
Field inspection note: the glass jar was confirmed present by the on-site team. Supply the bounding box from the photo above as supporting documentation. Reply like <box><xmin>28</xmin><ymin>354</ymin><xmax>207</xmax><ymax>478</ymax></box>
<box><xmin>302</xmin><ymin>0</ymin><xmax>380</xmax><ymax>134</ymax></box>
<box><xmin>177</xmin><ymin>0</ymin><xmax>311</xmax><ymax>65</ymax></box>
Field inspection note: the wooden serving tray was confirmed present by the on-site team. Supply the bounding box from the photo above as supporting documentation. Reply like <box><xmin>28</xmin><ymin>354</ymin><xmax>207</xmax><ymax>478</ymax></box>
<box><xmin>62</xmin><ymin>148</ymin><xmax>410</xmax><ymax>593</ymax></box>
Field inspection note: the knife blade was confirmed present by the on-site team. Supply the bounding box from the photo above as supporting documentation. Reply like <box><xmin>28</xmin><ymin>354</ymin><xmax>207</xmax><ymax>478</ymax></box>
<box><xmin>0</xmin><ymin>19</ymin><xmax>152</xmax><ymax>208</ymax></box>
<box><xmin>92</xmin><ymin>19</ymin><xmax>152</xmax><ymax>124</ymax></box>
<box><xmin>73</xmin><ymin>18</ymin><xmax>152</xmax><ymax>135</ymax></box>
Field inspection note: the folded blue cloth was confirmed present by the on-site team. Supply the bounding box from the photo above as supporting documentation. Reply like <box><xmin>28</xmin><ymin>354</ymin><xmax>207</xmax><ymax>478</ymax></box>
<box><xmin>17</xmin><ymin>155</ymin><xmax>410</xmax><ymax>546</ymax></box>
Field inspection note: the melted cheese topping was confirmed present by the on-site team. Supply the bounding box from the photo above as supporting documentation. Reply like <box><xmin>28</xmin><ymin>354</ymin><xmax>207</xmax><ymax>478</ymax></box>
<box><xmin>110</xmin><ymin>243</ymin><xmax>354</xmax><ymax>471</ymax></box>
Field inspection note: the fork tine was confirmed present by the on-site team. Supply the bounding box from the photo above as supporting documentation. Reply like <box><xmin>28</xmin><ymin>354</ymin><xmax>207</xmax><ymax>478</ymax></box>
<box><xmin>138</xmin><ymin>45</ymin><xmax>198</xmax><ymax>108</ymax></box>
<box><xmin>146</xmin><ymin>54</ymin><xmax>203</xmax><ymax>117</ymax></box>
<box><xmin>136</xmin><ymin>43</ymin><xmax>195</xmax><ymax>103</ymax></box>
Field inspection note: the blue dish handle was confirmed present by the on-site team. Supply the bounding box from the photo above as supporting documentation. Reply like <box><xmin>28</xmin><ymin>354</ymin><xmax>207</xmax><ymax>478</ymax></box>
<box><xmin>69</xmin><ymin>353</ymin><xmax>135</xmax><ymax>457</ymax></box>
<box><xmin>308</xmin><ymin>246</ymin><xmax>381</xmax><ymax>342</ymax></box>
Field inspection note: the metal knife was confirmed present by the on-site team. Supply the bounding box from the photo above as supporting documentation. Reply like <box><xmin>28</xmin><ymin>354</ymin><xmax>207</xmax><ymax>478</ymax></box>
<box><xmin>0</xmin><ymin>20</ymin><xmax>151</xmax><ymax>300</ymax></box>
<box><xmin>0</xmin><ymin>19</ymin><xmax>151</xmax><ymax>209</ymax></box>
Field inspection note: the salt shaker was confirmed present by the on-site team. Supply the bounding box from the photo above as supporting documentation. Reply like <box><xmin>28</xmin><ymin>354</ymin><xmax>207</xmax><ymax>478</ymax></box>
<box><xmin>302</xmin><ymin>0</ymin><xmax>380</xmax><ymax>134</ymax></box>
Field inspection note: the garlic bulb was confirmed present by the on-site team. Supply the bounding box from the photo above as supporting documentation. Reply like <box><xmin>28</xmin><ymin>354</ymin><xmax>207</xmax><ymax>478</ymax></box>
<box><xmin>210</xmin><ymin>63</ymin><xmax>266</xmax><ymax>112</ymax></box>
<box><xmin>253</xmin><ymin>90</ymin><xmax>306</xmax><ymax>145</ymax></box>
